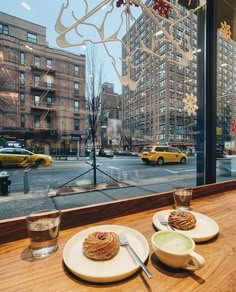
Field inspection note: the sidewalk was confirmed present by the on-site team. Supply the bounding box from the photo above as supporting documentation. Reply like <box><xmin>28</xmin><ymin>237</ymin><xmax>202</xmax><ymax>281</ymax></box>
<box><xmin>0</xmin><ymin>171</ymin><xmax>233</xmax><ymax>220</ymax></box>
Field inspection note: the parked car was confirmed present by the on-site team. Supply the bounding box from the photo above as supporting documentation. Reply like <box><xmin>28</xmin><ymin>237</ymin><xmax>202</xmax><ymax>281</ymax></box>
<box><xmin>113</xmin><ymin>150</ymin><xmax>139</xmax><ymax>156</ymax></box>
<box><xmin>0</xmin><ymin>148</ymin><xmax>53</xmax><ymax>168</ymax></box>
<box><xmin>140</xmin><ymin>145</ymin><xmax>187</xmax><ymax>165</ymax></box>
<box><xmin>216</xmin><ymin>147</ymin><xmax>227</xmax><ymax>158</ymax></box>
<box><xmin>98</xmin><ymin>149</ymin><xmax>114</xmax><ymax>158</ymax></box>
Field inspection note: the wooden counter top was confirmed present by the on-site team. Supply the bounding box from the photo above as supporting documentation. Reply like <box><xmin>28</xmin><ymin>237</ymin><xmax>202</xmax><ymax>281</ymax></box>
<box><xmin>0</xmin><ymin>186</ymin><xmax>236</xmax><ymax>292</ymax></box>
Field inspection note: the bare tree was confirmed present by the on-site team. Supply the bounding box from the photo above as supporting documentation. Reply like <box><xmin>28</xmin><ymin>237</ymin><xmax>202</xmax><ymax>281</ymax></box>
<box><xmin>86</xmin><ymin>46</ymin><xmax>106</xmax><ymax>185</ymax></box>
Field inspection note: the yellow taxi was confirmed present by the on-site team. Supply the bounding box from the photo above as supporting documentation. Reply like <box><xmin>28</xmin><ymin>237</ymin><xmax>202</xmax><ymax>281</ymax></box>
<box><xmin>140</xmin><ymin>145</ymin><xmax>187</xmax><ymax>165</ymax></box>
<box><xmin>0</xmin><ymin>148</ymin><xmax>53</xmax><ymax>168</ymax></box>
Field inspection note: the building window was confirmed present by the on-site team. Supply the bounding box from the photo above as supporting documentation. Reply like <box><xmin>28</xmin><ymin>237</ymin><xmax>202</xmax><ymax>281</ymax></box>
<box><xmin>0</xmin><ymin>23</ymin><xmax>9</xmax><ymax>35</ymax></box>
<box><xmin>20</xmin><ymin>52</ymin><xmax>25</xmax><ymax>65</ymax></box>
<box><xmin>74</xmin><ymin>82</ymin><xmax>79</xmax><ymax>94</ymax></box>
<box><xmin>46</xmin><ymin>58</ymin><xmax>52</xmax><ymax>68</ymax></box>
<box><xmin>20</xmin><ymin>114</ymin><xmax>25</xmax><ymax>128</ymax></box>
<box><xmin>74</xmin><ymin>119</ymin><xmax>80</xmax><ymax>130</ymax></box>
<box><xmin>74</xmin><ymin>101</ymin><xmax>79</xmax><ymax>112</ymax></box>
<box><xmin>34</xmin><ymin>75</ymin><xmax>40</xmax><ymax>87</ymax></box>
<box><xmin>46</xmin><ymin>116</ymin><xmax>51</xmax><ymax>128</ymax></box>
<box><xmin>27</xmin><ymin>32</ymin><xmax>37</xmax><ymax>44</ymax></box>
<box><xmin>20</xmin><ymin>72</ymin><xmax>25</xmax><ymax>86</ymax></box>
<box><xmin>47</xmin><ymin>96</ymin><xmax>52</xmax><ymax>104</ymax></box>
<box><xmin>20</xmin><ymin>93</ymin><xmax>25</xmax><ymax>106</ymax></box>
<box><xmin>34</xmin><ymin>116</ymin><xmax>40</xmax><ymax>128</ymax></box>
<box><xmin>34</xmin><ymin>56</ymin><xmax>40</xmax><ymax>67</ymax></box>
<box><xmin>74</xmin><ymin>65</ymin><xmax>79</xmax><ymax>77</ymax></box>
<box><xmin>46</xmin><ymin>79</ymin><xmax>52</xmax><ymax>89</ymax></box>
<box><xmin>34</xmin><ymin>95</ymin><xmax>40</xmax><ymax>105</ymax></box>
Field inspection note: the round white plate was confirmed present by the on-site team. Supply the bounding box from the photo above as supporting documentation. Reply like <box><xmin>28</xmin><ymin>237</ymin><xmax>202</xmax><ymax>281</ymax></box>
<box><xmin>63</xmin><ymin>224</ymin><xmax>149</xmax><ymax>283</ymax></box>
<box><xmin>153</xmin><ymin>210</ymin><xmax>219</xmax><ymax>242</ymax></box>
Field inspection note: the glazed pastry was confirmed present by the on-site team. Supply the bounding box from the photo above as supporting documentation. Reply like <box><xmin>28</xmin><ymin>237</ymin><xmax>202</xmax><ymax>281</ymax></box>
<box><xmin>168</xmin><ymin>210</ymin><xmax>197</xmax><ymax>230</ymax></box>
<box><xmin>83</xmin><ymin>231</ymin><xmax>120</xmax><ymax>260</ymax></box>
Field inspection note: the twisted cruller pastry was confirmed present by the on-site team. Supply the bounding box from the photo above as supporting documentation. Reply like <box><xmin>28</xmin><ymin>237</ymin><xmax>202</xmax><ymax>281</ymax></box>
<box><xmin>83</xmin><ymin>231</ymin><xmax>120</xmax><ymax>260</ymax></box>
<box><xmin>168</xmin><ymin>211</ymin><xmax>197</xmax><ymax>230</ymax></box>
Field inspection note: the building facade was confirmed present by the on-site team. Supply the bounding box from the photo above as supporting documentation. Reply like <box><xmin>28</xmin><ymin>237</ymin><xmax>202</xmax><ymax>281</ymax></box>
<box><xmin>121</xmin><ymin>1</ymin><xmax>198</xmax><ymax>150</ymax></box>
<box><xmin>0</xmin><ymin>12</ymin><xmax>86</xmax><ymax>155</ymax></box>
<box><xmin>100</xmin><ymin>82</ymin><xmax>122</xmax><ymax>148</ymax></box>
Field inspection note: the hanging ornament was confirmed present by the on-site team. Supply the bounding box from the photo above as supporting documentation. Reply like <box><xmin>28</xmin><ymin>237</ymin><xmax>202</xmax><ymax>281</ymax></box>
<box><xmin>231</xmin><ymin>120</ymin><xmax>236</xmax><ymax>134</ymax></box>
<box><xmin>219</xmin><ymin>21</ymin><xmax>232</xmax><ymax>41</ymax></box>
<box><xmin>55</xmin><ymin>0</ymin><xmax>206</xmax><ymax>91</ymax></box>
<box><xmin>183</xmin><ymin>93</ymin><xmax>198</xmax><ymax>116</ymax></box>
<box><xmin>116</xmin><ymin>0</ymin><xmax>139</xmax><ymax>8</ymax></box>
<box><xmin>153</xmin><ymin>0</ymin><xmax>171</xmax><ymax>18</ymax></box>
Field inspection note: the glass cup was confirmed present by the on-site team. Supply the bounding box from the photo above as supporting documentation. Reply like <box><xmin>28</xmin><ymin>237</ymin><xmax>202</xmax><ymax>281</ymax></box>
<box><xmin>173</xmin><ymin>187</ymin><xmax>192</xmax><ymax>210</ymax></box>
<box><xmin>26</xmin><ymin>209</ymin><xmax>62</xmax><ymax>258</ymax></box>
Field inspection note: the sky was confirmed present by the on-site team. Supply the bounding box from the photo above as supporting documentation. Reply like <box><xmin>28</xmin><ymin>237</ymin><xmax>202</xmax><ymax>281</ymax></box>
<box><xmin>0</xmin><ymin>0</ymin><xmax>141</xmax><ymax>94</ymax></box>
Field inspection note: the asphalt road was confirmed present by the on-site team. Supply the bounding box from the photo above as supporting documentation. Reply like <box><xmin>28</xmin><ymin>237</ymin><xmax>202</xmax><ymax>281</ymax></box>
<box><xmin>5</xmin><ymin>156</ymin><xmax>196</xmax><ymax>194</ymax></box>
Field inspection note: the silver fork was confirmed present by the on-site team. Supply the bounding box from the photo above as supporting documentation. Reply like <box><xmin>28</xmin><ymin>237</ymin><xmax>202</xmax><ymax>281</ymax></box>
<box><xmin>119</xmin><ymin>232</ymin><xmax>153</xmax><ymax>279</ymax></box>
<box><xmin>158</xmin><ymin>216</ymin><xmax>175</xmax><ymax>231</ymax></box>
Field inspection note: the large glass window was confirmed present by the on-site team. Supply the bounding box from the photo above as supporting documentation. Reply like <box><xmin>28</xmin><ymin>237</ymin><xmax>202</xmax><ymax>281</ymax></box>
<box><xmin>1</xmin><ymin>0</ymin><xmax>236</xmax><ymax>221</ymax></box>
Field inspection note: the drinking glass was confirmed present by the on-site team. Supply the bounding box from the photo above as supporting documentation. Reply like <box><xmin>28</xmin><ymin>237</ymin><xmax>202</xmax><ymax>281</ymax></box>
<box><xmin>26</xmin><ymin>209</ymin><xmax>62</xmax><ymax>258</ymax></box>
<box><xmin>173</xmin><ymin>187</ymin><xmax>192</xmax><ymax>210</ymax></box>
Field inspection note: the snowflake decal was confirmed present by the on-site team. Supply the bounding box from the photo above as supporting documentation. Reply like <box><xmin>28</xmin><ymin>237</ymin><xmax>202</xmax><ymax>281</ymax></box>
<box><xmin>183</xmin><ymin>93</ymin><xmax>198</xmax><ymax>116</ymax></box>
<box><xmin>231</xmin><ymin>120</ymin><xmax>236</xmax><ymax>134</ymax></box>
<box><xmin>153</xmin><ymin>0</ymin><xmax>171</xmax><ymax>18</ymax></box>
<box><xmin>219</xmin><ymin>21</ymin><xmax>232</xmax><ymax>41</ymax></box>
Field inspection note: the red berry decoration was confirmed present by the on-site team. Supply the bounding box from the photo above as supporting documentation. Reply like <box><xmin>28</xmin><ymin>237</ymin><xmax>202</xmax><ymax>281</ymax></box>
<box><xmin>153</xmin><ymin>0</ymin><xmax>171</xmax><ymax>18</ymax></box>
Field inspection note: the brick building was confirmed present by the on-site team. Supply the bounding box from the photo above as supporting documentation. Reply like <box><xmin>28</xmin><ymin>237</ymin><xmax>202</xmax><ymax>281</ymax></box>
<box><xmin>0</xmin><ymin>12</ymin><xmax>86</xmax><ymax>156</ymax></box>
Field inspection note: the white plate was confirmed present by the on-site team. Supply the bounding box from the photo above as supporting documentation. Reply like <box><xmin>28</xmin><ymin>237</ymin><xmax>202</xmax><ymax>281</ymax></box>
<box><xmin>63</xmin><ymin>224</ymin><xmax>149</xmax><ymax>283</ymax></box>
<box><xmin>153</xmin><ymin>210</ymin><xmax>219</xmax><ymax>242</ymax></box>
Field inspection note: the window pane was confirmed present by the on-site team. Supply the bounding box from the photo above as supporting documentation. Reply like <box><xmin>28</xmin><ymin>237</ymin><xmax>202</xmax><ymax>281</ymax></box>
<box><xmin>27</xmin><ymin>32</ymin><xmax>37</xmax><ymax>43</ymax></box>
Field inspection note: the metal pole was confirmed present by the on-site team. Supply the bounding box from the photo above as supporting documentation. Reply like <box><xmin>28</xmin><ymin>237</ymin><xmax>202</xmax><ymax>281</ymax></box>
<box><xmin>24</xmin><ymin>170</ymin><xmax>29</xmax><ymax>193</ymax></box>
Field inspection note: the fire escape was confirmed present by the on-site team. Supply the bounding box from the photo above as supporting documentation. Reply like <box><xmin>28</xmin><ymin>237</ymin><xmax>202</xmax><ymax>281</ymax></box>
<box><xmin>30</xmin><ymin>64</ymin><xmax>56</xmax><ymax>138</ymax></box>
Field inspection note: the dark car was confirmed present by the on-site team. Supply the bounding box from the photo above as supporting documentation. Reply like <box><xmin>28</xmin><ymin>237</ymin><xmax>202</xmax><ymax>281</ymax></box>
<box><xmin>98</xmin><ymin>149</ymin><xmax>114</xmax><ymax>158</ymax></box>
<box><xmin>216</xmin><ymin>147</ymin><xmax>227</xmax><ymax>158</ymax></box>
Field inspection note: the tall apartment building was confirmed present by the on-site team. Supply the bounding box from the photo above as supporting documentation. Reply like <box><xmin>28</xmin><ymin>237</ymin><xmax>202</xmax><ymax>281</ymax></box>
<box><xmin>100</xmin><ymin>82</ymin><xmax>122</xmax><ymax>147</ymax></box>
<box><xmin>0</xmin><ymin>12</ymin><xmax>86</xmax><ymax>155</ymax></box>
<box><xmin>121</xmin><ymin>1</ymin><xmax>198</xmax><ymax>149</ymax></box>
<box><xmin>216</xmin><ymin>30</ymin><xmax>236</xmax><ymax>147</ymax></box>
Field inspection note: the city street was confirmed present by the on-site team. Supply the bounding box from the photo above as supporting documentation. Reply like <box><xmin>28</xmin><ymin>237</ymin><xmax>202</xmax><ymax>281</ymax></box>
<box><xmin>5</xmin><ymin>156</ymin><xmax>196</xmax><ymax>194</ymax></box>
